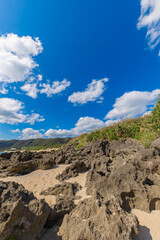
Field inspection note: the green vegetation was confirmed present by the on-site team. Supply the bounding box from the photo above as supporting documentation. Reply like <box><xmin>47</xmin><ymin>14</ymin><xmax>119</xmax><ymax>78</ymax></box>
<box><xmin>1</xmin><ymin>98</ymin><xmax>160</xmax><ymax>152</ymax></box>
<box><xmin>0</xmin><ymin>138</ymin><xmax>71</xmax><ymax>152</ymax></box>
<box><xmin>72</xmin><ymin>97</ymin><xmax>160</xmax><ymax>148</ymax></box>
<box><xmin>4</xmin><ymin>235</ymin><xmax>17</xmax><ymax>240</ymax></box>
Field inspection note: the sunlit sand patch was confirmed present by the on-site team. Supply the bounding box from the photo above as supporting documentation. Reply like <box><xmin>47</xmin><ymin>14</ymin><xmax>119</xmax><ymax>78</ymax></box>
<box><xmin>132</xmin><ymin>209</ymin><xmax>160</xmax><ymax>240</ymax></box>
<box><xmin>0</xmin><ymin>165</ymin><xmax>91</xmax><ymax>206</ymax></box>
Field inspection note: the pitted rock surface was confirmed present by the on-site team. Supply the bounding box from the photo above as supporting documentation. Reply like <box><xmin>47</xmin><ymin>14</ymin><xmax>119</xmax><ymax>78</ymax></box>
<box><xmin>0</xmin><ymin>181</ymin><xmax>50</xmax><ymax>240</ymax></box>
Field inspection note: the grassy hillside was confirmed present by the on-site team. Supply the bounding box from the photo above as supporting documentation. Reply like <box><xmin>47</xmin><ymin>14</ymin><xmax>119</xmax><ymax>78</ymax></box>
<box><xmin>71</xmin><ymin>97</ymin><xmax>160</xmax><ymax>148</ymax></box>
<box><xmin>0</xmin><ymin>138</ymin><xmax>71</xmax><ymax>151</ymax></box>
<box><xmin>1</xmin><ymin>98</ymin><xmax>159</xmax><ymax>151</ymax></box>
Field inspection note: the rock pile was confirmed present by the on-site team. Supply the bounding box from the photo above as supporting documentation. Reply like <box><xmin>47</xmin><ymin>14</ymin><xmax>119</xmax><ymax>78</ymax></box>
<box><xmin>0</xmin><ymin>138</ymin><xmax>160</xmax><ymax>240</ymax></box>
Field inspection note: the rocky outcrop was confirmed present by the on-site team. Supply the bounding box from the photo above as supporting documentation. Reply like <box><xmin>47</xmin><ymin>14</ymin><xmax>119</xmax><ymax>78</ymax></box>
<box><xmin>0</xmin><ymin>150</ymin><xmax>55</xmax><ymax>176</ymax></box>
<box><xmin>86</xmin><ymin>139</ymin><xmax>160</xmax><ymax>213</ymax></box>
<box><xmin>41</xmin><ymin>182</ymin><xmax>82</xmax><ymax>227</ymax></box>
<box><xmin>46</xmin><ymin>199</ymin><xmax>75</xmax><ymax>228</ymax></box>
<box><xmin>0</xmin><ymin>181</ymin><xmax>50</xmax><ymax>240</ymax></box>
<box><xmin>41</xmin><ymin>182</ymin><xmax>82</xmax><ymax>201</ymax></box>
<box><xmin>56</xmin><ymin>160</ymin><xmax>90</xmax><ymax>181</ymax></box>
<box><xmin>151</xmin><ymin>138</ymin><xmax>160</xmax><ymax>154</ymax></box>
<box><xmin>59</xmin><ymin>195</ymin><xmax>139</xmax><ymax>240</ymax></box>
<box><xmin>1</xmin><ymin>138</ymin><xmax>160</xmax><ymax>240</ymax></box>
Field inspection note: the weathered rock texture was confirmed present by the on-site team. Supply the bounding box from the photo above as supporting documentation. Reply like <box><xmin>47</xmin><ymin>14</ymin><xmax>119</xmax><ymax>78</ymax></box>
<box><xmin>0</xmin><ymin>181</ymin><xmax>50</xmax><ymax>240</ymax></box>
<box><xmin>41</xmin><ymin>182</ymin><xmax>82</xmax><ymax>201</ymax></box>
<box><xmin>0</xmin><ymin>138</ymin><xmax>160</xmax><ymax>240</ymax></box>
<box><xmin>86</xmin><ymin>139</ymin><xmax>160</xmax><ymax>213</ymax></box>
<box><xmin>59</xmin><ymin>195</ymin><xmax>139</xmax><ymax>240</ymax></box>
<box><xmin>0</xmin><ymin>150</ymin><xmax>55</xmax><ymax>176</ymax></box>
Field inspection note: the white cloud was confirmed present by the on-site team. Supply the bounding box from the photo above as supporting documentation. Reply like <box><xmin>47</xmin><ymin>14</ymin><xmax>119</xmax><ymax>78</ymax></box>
<box><xmin>25</xmin><ymin>113</ymin><xmax>45</xmax><ymax>125</ymax></box>
<box><xmin>0</xmin><ymin>98</ymin><xmax>44</xmax><ymax>124</ymax></box>
<box><xmin>105</xmin><ymin>90</ymin><xmax>160</xmax><ymax>120</ymax></box>
<box><xmin>40</xmin><ymin>78</ymin><xmax>71</xmax><ymax>97</ymax></box>
<box><xmin>68</xmin><ymin>78</ymin><xmax>109</xmax><ymax>105</ymax></box>
<box><xmin>21</xmin><ymin>83</ymin><xmax>39</xmax><ymax>99</ymax></box>
<box><xmin>0</xmin><ymin>33</ymin><xmax>43</xmax><ymax>83</ymax></box>
<box><xmin>21</xmin><ymin>128</ymin><xmax>43</xmax><ymax>140</ymax></box>
<box><xmin>45</xmin><ymin>116</ymin><xmax>105</xmax><ymax>138</ymax></box>
<box><xmin>11</xmin><ymin>129</ymin><xmax>21</xmax><ymax>133</ymax></box>
<box><xmin>138</xmin><ymin>0</ymin><xmax>160</xmax><ymax>49</ymax></box>
<box><xmin>105</xmin><ymin>119</ymin><xmax>120</xmax><ymax>126</ymax></box>
<box><xmin>0</xmin><ymin>83</ymin><xmax>8</xmax><ymax>94</ymax></box>
<box><xmin>38</xmin><ymin>74</ymin><xmax>43</xmax><ymax>81</ymax></box>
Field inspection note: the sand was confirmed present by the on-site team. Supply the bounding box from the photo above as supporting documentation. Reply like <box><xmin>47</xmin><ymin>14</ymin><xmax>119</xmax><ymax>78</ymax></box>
<box><xmin>132</xmin><ymin>209</ymin><xmax>160</xmax><ymax>240</ymax></box>
<box><xmin>0</xmin><ymin>164</ymin><xmax>90</xmax><ymax>206</ymax></box>
<box><xmin>2</xmin><ymin>166</ymin><xmax>160</xmax><ymax>239</ymax></box>
<box><xmin>0</xmin><ymin>164</ymin><xmax>91</xmax><ymax>239</ymax></box>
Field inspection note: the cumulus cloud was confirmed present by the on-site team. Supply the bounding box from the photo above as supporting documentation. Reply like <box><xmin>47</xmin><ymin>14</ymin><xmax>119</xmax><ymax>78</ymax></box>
<box><xmin>105</xmin><ymin>90</ymin><xmax>160</xmax><ymax>120</ymax></box>
<box><xmin>138</xmin><ymin>0</ymin><xmax>160</xmax><ymax>49</ymax></box>
<box><xmin>0</xmin><ymin>98</ymin><xmax>44</xmax><ymax>124</ymax></box>
<box><xmin>0</xmin><ymin>33</ymin><xmax>43</xmax><ymax>83</ymax></box>
<box><xmin>21</xmin><ymin>128</ymin><xmax>43</xmax><ymax>140</ymax></box>
<box><xmin>21</xmin><ymin>83</ymin><xmax>39</xmax><ymax>99</ymax></box>
<box><xmin>68</xmin><ymin>78</ymin><xmax>109</xmax><ymax>105</ymax></box>
<box><xmin>45</xmin><ymin>117</ymin><xmax>105</xmax><ymax>138</ymax></box>
<box><xmin>40</xmin><ymin>79</ymin><xmax>71</xmax><ymax>97</ymax></box>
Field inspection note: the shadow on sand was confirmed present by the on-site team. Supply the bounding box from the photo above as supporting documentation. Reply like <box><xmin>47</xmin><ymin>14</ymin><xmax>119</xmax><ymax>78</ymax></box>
<box><xmin>133</xmin><ymin>225</ymin><xmax>152</xmax><ymax>240</ymax></box>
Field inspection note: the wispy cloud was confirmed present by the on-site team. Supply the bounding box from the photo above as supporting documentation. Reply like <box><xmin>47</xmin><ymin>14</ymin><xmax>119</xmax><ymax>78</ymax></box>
<box><xmin>20</xmin><ymin>78</ymin><xmax>71</xmax><ymax>99</ymax></box>
<box><xmin>40</xmin><ymin>79</ymin><xmax>71</xmax><ymax>97</ymax></box>
<box><xmin>0</xmin><ymin>83</ymin><xmax>8</xmax><ymax>94</ymax></box>
<box><xmin>138</xmin><ymin>0</ymin><xmax>160</xmax><ymax>50</ymax></box>
<box><xmin>11</xmin><ymin>129</ymin><xmax>21</xmax><ymax>133</ymax></box>
<box><xmin>68</xmin><ymin>78</ymin><xmax>109</xmax><ymax>105</ymax></box>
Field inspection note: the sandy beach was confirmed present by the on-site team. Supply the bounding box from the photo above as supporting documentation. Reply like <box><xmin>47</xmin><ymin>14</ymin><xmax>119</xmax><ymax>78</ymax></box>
<box><xmin>1</xmin><ymin>165</ymin><xmax>160</xmax><ymax>240</ymax></box>
<box><xmin>0</xmin><ymin>164</ymin><xmax>90</xmax><ymax>206</ymax></box>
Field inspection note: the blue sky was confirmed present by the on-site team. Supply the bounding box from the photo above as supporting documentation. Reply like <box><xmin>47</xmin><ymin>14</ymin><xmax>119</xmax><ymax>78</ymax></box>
<box><xmin>0</xmin><ymin>0</ymin><xmax>160</xmax><ymax>140</ymax></box>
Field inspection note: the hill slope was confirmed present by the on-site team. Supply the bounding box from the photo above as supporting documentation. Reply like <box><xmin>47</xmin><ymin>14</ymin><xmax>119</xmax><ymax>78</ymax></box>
<box><xmin>71</xmin><ymin>97</ymin><xmax>160</xmax><ymax>148</ymax></box>
<box><xmin>0</xmin><ymin>138</ymin><xmax>71</xmax><ymax>151</ymax></box>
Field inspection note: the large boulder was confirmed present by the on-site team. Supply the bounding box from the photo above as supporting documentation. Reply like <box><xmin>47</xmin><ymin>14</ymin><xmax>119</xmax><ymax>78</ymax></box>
<box><xmin>0</xmin><ymin>181</ymin><xmax>50</xmax><ymax>240</ymax></box>
<box><xmin>86</xmin><ymin>144</ymin><xmax>160</xmax><ymax>213</ymax></box>
<box><xmin>59</xmin><ymin>196</ymin><xmax>139</xmax><ymax>240</ymax></box>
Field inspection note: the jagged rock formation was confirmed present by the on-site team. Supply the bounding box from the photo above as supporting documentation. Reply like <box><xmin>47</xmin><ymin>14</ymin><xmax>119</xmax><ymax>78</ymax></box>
<box><xmin>40</xmin><ymin>182</ymin><xmax>82</xmax><ymax>201</ymax></box>
<box><xmin>59</xmin><ymin>196</ymin><xmax>139</xmax><ymax>240</ymax></box>
<box><xmin>41</xmin><ymin>182</ymin><xmax>81</xmax><ymax>227</ymax></box>
<box><xmin>0</xmin><ymin>150</ymin><xmax>55</xmax><ymax>176</ymax></box>
<box><xmin>85</xmin><ymin>139</ymin><xmax>160</xmax><ymax>213</ymax></box>
<box><xmin>0</xmin><ymin>138</ymin><xmax>160</xmax><ymax>240</ymax></box>
<box><xmin>0</xmin><ymin>181</ymin><xmax>50</xmax><ymax>240</ymax></box>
